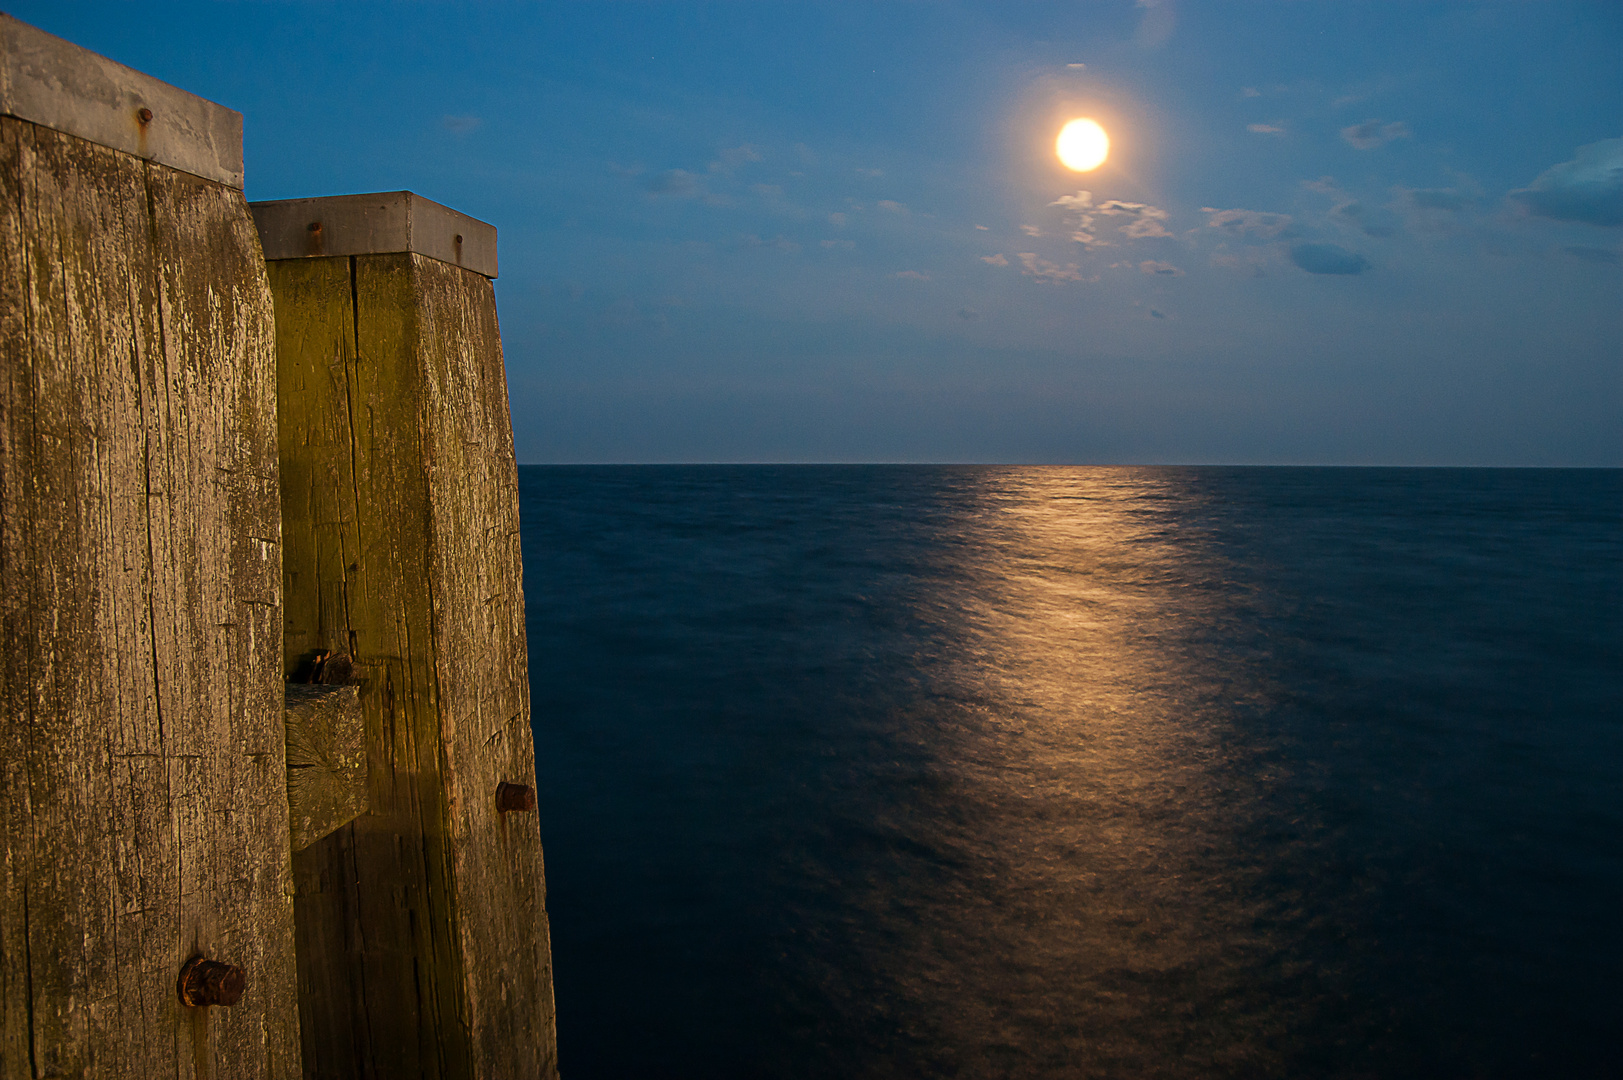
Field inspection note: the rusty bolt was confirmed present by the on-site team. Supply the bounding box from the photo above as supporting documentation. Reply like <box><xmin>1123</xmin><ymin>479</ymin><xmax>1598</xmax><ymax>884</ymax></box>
<box><xmin>137</xmin><ymin>107</ymin><xmax>153</xmax><ymax>124</ymax></box>
<box><xmin>307</xmin><ymin>221</ymin><xmax>322</xmax><ymax>232</ymax></box>
<box><xmin>177</xmin><ymin>957</ymin><xmax>246</xmax><ymax>1008</ymax></box>
<box><xmin>496</xmin><ymin>781</ymin><xmax>536</xmax><ymax>813</ymax></box>
<box><xmin>454</xmin><ymin>233</ymin><xmax>464</xmax><ymax>244</ymax></box>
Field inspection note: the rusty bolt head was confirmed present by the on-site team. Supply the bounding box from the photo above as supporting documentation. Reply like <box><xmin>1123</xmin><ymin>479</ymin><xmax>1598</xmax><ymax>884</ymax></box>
<box><xmin>454</xmin><ymin>233</ymin><xmax>464</xmax><ymax>244</ymax></box>
<box><xmin>307</xmin><ymin>221</ymin><xmax>322</xmax><ymax>232</ymax></box>
<box><xmin>496</xmin><ymin>781</ymin><xmax>536</xmax><ymax>813</ymax></box>
<box><xmin>177</xmin><ymin>957</ymin><xmax>246</xmax><ymax>1008</ymax></box>
<box><xmin>137</xmin><ymin>107</ymin><xmax>153</xmax><ymax>124</ymax></box>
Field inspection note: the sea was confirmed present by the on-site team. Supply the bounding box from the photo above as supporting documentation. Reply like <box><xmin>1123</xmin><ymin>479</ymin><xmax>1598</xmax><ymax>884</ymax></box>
<box><xmin>518</xmin><ymin>466</ymin><xmax>1622</xmax><ymax>1080</ymax></box>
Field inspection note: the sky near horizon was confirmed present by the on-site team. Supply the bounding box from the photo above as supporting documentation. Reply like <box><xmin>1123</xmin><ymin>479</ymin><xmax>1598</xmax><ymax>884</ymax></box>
<box><xmin>15</xmin><ymin>1</ymin><xmax>1621</xmax><ymax>464</ymax></box>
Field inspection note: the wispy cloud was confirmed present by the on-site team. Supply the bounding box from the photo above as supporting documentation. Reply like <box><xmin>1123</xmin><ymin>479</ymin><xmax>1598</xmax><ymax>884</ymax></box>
<box><xmin>1510</xmin><ymin>138</ymin><xmax>1623</xmax><ymax>227</ymax></box>
<box><xmin>1098</xmin><ymin>200</ymin><xmax>1172</xmax><ymax>238</ymax></box>
<box><xmin>1247</xmin><ymin>123</ymin><xmax>1285</xmax><ymax>135</ymax></box>
<box><xmin>442</xmin><ymin>114</ymin><xmax>482</xmax><ymax>134</ymax></box>
<box><xmin>1564</xmin><ymin>245</ymin><xmax>1620</xmax><ymax>264</ymax></box>
<box><xmin>1202</xmin><ymin>207</ymin><xmax>1294</xmax><ymax>239</ymax></box>
<box><xmin>981</xmin><ymin>254</ymin><xmax>1009</xmax><ymax>267</ymax></box>
<box><xmin>894</xmin><ymin>270</ymin><xmax>930</xmax><ymax>281</ymax></box>
<box><xmin>877</xmin><ymin>200</ymin><xmax>909</xmax><ymax>214</ymax></box>
<box><xmin>1134</xmin><ymin>0</ymin><xmax>1175</xmax><ymax>49</ymax></box>
<box><xmin>1290</xmin><ymin>242</ymin><xmax>1368</xmax><ymax>275</ymax></box>
<box><xmin>1341</xmin><ymin>119</ymin><xmax>1411</xmax><ymax>150</ymax></box>
<box><xmin>736</xmin><ymin>234</ymin><xmax>800</xmax><ymax>253</ymax></box>
<box><xmin>710</xmin><ymin>145</ymin><xmax>762</xmax><ymax>173</ymax></box>
<box><xmin>1139</xmin><ymin>260</ymin><xmax>1184</xmax><ymax>276</ymax></box>
<box><xmin>1016</xmin><ymin>253</ymin><xmax>1084</xmax><ymax>282</ymax></box>
<box><xmin>645</xmin><ymin>169</ymin><xmax>702</xmax><ymax>197</ymax></box>
<box><xmin>1052</xmin><ymin>191</ymin><xmax>1170</xmax><ymax>243</ymax></box>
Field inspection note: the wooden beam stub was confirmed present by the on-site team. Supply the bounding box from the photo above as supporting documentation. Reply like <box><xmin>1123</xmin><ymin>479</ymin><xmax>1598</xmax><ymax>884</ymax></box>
<box><xmin>284</xmin><ymin>683</ymin><xmax>368</xmax><ymax>852</ymax></box>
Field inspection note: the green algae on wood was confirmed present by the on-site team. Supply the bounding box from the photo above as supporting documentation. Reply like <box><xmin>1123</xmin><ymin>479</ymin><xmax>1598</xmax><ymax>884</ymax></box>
<box><xmin>269</xmin><ymin>246</ymin><xmax>558</xmax><ymax>1080</ymax></box>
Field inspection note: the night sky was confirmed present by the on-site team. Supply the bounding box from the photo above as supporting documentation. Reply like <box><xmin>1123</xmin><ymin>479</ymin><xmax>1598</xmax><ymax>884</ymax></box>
<box><xmin>18</xmin><ymin>2</ymin><xmax>1621</xmax><ymax>464</ymax></box>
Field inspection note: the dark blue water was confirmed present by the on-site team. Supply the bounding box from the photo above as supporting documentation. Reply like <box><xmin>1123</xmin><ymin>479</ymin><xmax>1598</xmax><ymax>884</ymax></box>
<box><xmin>519</xmin><ymin>467</ymin><xmax>1622</xmax><ymax>1079</ymax></box>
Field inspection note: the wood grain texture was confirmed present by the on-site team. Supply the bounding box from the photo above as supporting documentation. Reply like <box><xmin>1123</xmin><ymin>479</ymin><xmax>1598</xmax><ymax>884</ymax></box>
<box><xmin>0</xmin><ymin>117</ymin><xmax>297</xmax><ymax>1077</ymax></box>
<box><xmin>272</xmin><ymin>251</ymin><xmax>556</xmax><ymax>1080</ymax></box>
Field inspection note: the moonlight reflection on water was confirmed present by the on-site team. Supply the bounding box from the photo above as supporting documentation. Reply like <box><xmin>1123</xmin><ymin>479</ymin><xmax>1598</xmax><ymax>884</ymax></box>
<box><xmin>523</xmin><ymin>466</ymin><xmax>1622</xmax><ymax>1079</ymax></box>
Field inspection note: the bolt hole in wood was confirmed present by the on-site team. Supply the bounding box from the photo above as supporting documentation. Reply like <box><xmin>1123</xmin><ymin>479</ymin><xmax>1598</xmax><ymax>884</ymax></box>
<box><xmin>305</xmin><ymin>219</ymin><xmax>323</xmax><ymax>256</ymax></box>
<box><xmin>177</xmin><ymin>957</ymin><xmax>247</xmax><ymax>1008</ymax></box>
<box><xmin>496</xmin><ymin>781</ymin><xmax>536</xmax><ymax>813</ymax></box>
<box><xmin>136</xmin><ymin>106</ymin><xmax>152</xmax><ymax>123</ymax></box>
<box><xmin>303</xmin><ymin>649</ymin><xmax>356</xmax><ymax>685</ymax></box>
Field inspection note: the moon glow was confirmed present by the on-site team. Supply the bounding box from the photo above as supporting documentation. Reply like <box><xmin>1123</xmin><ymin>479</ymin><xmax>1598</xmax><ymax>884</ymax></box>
<box><xmin>1056</xmin><ymin>119</ymin><xmax>1109</xmax><ymax>171</ymax></box>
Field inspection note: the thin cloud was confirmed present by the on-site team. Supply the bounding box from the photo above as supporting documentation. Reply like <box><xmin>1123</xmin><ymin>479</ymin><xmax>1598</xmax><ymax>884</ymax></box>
<box><xmin>1510</xmin><ymin>138</ymin><xmax>1623</xmax><ymax>227</ymax></box>
<box><xmin>1057</xmin><ymin>192</ymin><xmax>1171</xmax><ymax>242</ymax></box>
<box><xmin>828</xmin><ymin>212</ymin><xmax>848</xmax><ymax>227</ymax></box>
<box><xmin>1564</xmin><ymin>245</ymin><xmax>1620</xmax><ymax>264</ymax></box>
<box><xmin>645</xmin><ymin>169</ymin><xmax>702</xmax><ymax>196</ymax></box>
<box><xmin>1247</xmin><ymin>123</ymin><xmax>1285</xmax><ymax>135</ymax></box>
<box><xmin>1408</xmin><ymin>188</ymin><xmax>1472</xmax><ymax>212</ymax></box>
<box><xmin>1050</xmin><ymin>191</ymin><xmax>1100</xmax><ymax>245</ymax></box>
<box><xmin>1341</xmin><ymin>120</ymin><xmax>1411</xmax><ymax>150</ymax></box>
<box><xmin>894</xmin><ymin>270</ymin><xmax>930</xmax><ymax>281</ymax></box>
<box><xmin>1016</xmin><ymin>253</ymin><xmax>1084</xmax><ymax>282</ymax></box>
<box><xmin>1098</xmin><ymin>200</ymin><xmax>1172</xmax><ymax>238</ymax></box>
<box><xmin>981</xmin><ymin>254</ymin><xmax>1009</xmax><ymax>267</ymax></box>
<box><xmin>736</xmin><ymin>234</ymin><xmax>800</xmax><ymax>253</ymax></box>
<box><xmin>1134</xmin><ymin>0</ymin><xmax>1175</xmax><ymax>49</ymax></box>
<box><xmin>710</xmin><ymin>145</ymin><xmax>762</xmax><ymax>173</ymax></box>
<box><xmin>1020</xmin><ymin>224</ymin><xmax>1044</xmax><ymax>236</ymax></box>
<box><xmin>1203</xmin><ymin>207</ymin><xmax>1294</xmax><ymax>239</ymax></box>
<box><xmin>1139</xmin><ymin>260</ymin><xmax>1184</xmax><ymax>276</ymax></box>
<box><xmin>877</xmin><ymin>200</ymin><xmax>909</xmax><ymax>214</ymax></box>
<box><xmin>1290</xmin><ymin>242</ymin><xmax>1368</xmax><ymax>275</ymax></box>
<box><xmin>442</xmin><ymin>114</ymin><xmax>482</xmax><ymax>134</ymax></box>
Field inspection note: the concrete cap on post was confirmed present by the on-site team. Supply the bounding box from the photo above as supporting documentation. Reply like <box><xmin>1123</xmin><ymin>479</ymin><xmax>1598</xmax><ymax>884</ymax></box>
<box><xmin>250</xmin><ymin>192</ymin><xmax>499</xmax><ymax>278</ymax></box>
<box><xmin>0</xmin><ymin>14</ymin><xmax>244</xmax><ymax>188</ymax></box>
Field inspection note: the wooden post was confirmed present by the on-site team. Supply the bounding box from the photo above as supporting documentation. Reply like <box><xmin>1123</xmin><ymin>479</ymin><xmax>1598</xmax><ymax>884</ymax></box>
<box><xmin>255</xmin><ymin>192</ymin><xmax>558</xmax><ymax>1079</ymax></box>
<box><xmin>0</xmin><ymin>15</ymin><xmax>298</xmax><ymax>1078</ymax></box>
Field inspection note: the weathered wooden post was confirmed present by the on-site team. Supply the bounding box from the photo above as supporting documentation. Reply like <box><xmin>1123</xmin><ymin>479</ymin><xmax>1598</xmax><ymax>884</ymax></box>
<box><xmin>0</xmin><ymin>15</ymin><xmax>298</xmax><ymax>1077</ymax></box>
<box><xmin>254</xmin><ymin>192</ymin><xmax>559</xmax><ymax>1078</ymax></box>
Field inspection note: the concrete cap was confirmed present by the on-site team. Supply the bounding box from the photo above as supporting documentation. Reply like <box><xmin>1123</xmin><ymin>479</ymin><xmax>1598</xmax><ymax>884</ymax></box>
<box><xmin>250</xmin><ymin>191</ymin><xmax>498</xmax><ymax>278</ymax></box>
<box><xmin>1</xmin><ymin>14</ymin><xmax>244</xmax><ymax>188</ymax></box>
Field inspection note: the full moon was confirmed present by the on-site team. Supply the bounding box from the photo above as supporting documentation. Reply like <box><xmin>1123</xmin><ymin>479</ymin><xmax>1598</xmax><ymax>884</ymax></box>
<box><xmin>1056</xmin><ymin>118</ymin><xmax>1109</xmax><ymax>171</ymax></box>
